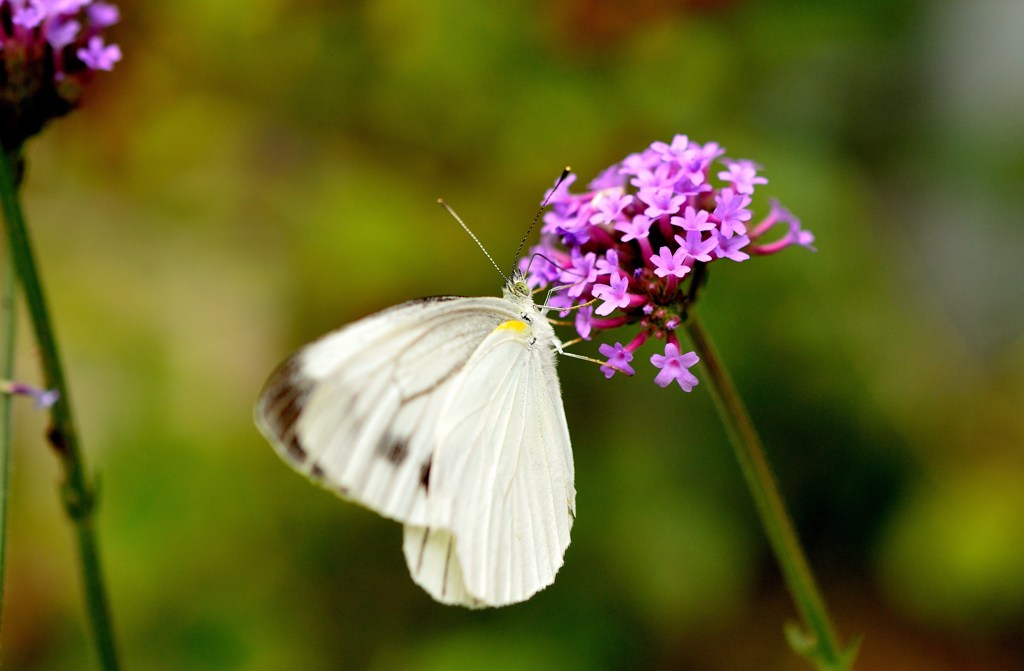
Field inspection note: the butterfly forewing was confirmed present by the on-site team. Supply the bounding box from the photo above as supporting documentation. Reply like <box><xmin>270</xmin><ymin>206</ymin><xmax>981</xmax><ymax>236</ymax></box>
<box><xmin>257</xmin><ymin>296</ymin><xmax>513</xmax><ymax>524</ymax></box>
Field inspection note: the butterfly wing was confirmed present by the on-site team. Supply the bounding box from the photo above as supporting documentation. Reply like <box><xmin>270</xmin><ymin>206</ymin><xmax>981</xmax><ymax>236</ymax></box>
<box><xmin>400</xmin><ymin>526</ymin><xmax>478</xmax><ymax>607</ymax></box>
<box><xmin>258</xmin><ymin>290</ymin><xmax>575</xmax><ymax>608</ymax></box>
<box><xmin>255</xmin><ymin>296</ymin><xmax>516</xmax><ymax>526</ymax></box>
<box><xmin>402</xmin><ymin>315</ymin><xmax>575</xmax><ymax>606</ymax></box>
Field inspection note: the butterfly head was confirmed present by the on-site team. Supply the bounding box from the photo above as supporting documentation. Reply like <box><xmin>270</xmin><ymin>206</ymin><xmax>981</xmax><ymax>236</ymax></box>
<box><xmin>504</xmin><ymin>270</ymin><xmax>532</xmax><ymax>302</ymax></box>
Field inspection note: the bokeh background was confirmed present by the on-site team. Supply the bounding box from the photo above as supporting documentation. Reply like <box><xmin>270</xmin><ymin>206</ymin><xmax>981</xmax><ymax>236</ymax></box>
<box><xmin>2</xmin><ymin>0</ymin><xmax>1023</xmax><ymax>669</ymax></box>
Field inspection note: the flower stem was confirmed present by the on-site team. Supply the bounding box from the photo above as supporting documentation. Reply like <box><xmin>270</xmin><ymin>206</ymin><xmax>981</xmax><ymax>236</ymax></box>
<box><xmin>0</xmin><ymin>241</ymin><xmax>15</xmax><ymax>634</ymax></box>
<box><xmin>0</xmin><ymin>150</ymin><xmax>121</xmax><ymax>670</ymax></box>
<box><xmin>684</xmin><ymin>313</ymin><xmax>856</xmax><ymax>670</ymax></box>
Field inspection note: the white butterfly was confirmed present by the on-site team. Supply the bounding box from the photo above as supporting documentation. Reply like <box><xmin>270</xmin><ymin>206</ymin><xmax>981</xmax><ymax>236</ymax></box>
<box><xmin>254</xmin><ymin>270</ymin><xmax>575</xmax><ymax>608</ymax></box>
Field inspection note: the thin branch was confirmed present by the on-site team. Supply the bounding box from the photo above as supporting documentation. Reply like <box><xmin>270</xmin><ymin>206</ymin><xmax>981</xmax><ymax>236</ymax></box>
<box><xmin>684</xmin><ymin>313</ymin><xmax>856</xmax><ymax>670</ymax></box>
<box><xmin>0</xmin><ymin>149</ymin><xmax>121</xmax><ymax>670</ymax></box>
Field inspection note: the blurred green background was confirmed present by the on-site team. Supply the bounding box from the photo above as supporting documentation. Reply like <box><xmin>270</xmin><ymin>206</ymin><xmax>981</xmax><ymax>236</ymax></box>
<box><xmin>2</xmin><ymin>0</ymin><xmax>1023</xmax><ymax>668</ymax></box>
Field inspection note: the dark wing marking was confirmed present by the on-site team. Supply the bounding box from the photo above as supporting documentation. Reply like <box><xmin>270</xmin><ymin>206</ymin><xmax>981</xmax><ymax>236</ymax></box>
<box><xmin>258</xmin><ymin>357</ymin><xmax>313</xmax><ymax>463</ymax></box>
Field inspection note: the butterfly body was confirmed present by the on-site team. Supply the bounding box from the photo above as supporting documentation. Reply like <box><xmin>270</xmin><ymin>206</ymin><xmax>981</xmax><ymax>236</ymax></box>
<box><xmin>256</xmin><ymin>274</ymin><xmax>575</xmax><ymax>607</ymax></box>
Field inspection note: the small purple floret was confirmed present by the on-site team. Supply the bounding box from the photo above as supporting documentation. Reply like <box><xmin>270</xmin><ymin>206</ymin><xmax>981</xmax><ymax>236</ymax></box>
<box><xmin>712</xmin><ymin>188</ymin><xmax>752</xmax><ymax>238</ymax></box>
<box><xmin>45</xmin><ymin>17</ymin><xmax>82</xmax><ymax>49</ymax></box>
<box><xmin>13</xmin><ymin>1</ymin><xmax>47</xmax><ymax>29</ymax></box>
<box><xmin>614</xmin><ymin>214</ymin><xmax>652</xmax><ymax>242</ymax></box>
<box><xmin>2</xmin><ymin>380</ymin><xmax>60</xmax><ymax>408</ymax></box>
<box><xmin>589</xmin><ymin>191</ymin><xmax>633</xmax><ymax>227</ymax></box>
<box><xmin>592</xmin><ymin>275</ymin><xmax>631</xmax><ymax>316</ymax></box>
<box><xmin>676</xmin><ymin>230</ymin><xmax>717</xmax><ymax>263</ymax></box>
<box><xmin>87</xmin><ymin>1</ymin><xmax>120</xmax><ymax>28</ymax></box>
<box><xmin>671</xmin><ymin>206</ymin><xmax>714</xmax><ymax>232</ymax></box>
<box><xmin>641</xmin><ymin>188</ymin><xmax>686</xmax><ymax>218</ymax></box>
<box><xmin>599</xmin><ymin>342</ymin><xmax>636</xmax><ymax>379</ymax></box>
<box><xmin>651</xmin><ymin>343</ymin><xmax>700</xmax><ymax>391</ymax></box>
<box><xmin>714</xmin><ymin>231</ymin><xmax>751</xmax><ymax>262</ymax></box>
<box><xmin>718</xmin><ymin>159</ymin><xmax>768</xmax><ymax>195</ymax></box>
<box><xmin>650</xmin><ymin>246</ymin><xmax>690</xmax><ymax>279</ymax></box>
<box><xmin>77</xmin><ymin>35</ymin><xmax>122</xmax><ymax>71</ymax></box>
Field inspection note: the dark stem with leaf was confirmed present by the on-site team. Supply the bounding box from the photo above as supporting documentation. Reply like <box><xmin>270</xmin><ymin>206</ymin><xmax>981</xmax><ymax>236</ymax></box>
<box><xmin>0</xmin><ymin>149</ymin><xmax>121</xmax><ymax>671</ymax></box>
<box><xmin>0</xmin><ymin>235</ymin><xmax>15</xmax><ymax>633</ymax></box>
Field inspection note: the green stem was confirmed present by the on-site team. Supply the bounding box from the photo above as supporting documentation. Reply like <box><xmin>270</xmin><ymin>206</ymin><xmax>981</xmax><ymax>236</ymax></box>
<box><xmin>684</xmin><ymin>313</ymin><xmax>855</xmax><ymax>670</ymax></box>
<box><xmin>0</xmin><ymin>150</ymin><xmax>121</xmax><ymax>670</ymax></box>
<box><xmin>0</xmin><ymin>238</ymin><xmax>15</xmax><ymax>634</ymax></box>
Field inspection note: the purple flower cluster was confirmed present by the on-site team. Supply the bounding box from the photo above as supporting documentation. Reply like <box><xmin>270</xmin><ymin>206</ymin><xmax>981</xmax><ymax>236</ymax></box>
<box><xmin>522</xmin><ymin>134</ymin><xmax>814</xmax><ymax>390</ymax></box>
<box><xmin>0</xmin><ymin>0</ymin><xmax>121</xmax><ymax>148</ymax></box>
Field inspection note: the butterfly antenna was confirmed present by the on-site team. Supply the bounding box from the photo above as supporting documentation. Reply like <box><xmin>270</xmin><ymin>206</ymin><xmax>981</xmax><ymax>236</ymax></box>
<box><xmin>437</xmin><ymin>198</ymin><xmax>507</xmax><ymax>283</ymax></box>
<box><xmin>511</xmin><ymin>166</ymin><xmax>572</xmax><ymax>277</ymax></box>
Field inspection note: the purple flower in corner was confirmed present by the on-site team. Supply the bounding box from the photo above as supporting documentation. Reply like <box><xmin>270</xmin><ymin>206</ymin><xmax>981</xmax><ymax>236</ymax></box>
<box><xmin>0</xmin><ymin>0</ymin><xmax>123</xmax><ymax>147</ymax></box>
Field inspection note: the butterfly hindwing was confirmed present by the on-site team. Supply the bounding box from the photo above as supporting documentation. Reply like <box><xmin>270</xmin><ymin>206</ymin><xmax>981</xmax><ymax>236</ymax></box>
<box><xmin>403</xmin><ymin>311</ymin><xmax>575</xmax><ymax>606</ymax></box>
<box><xmin>401</xmin><ymin>525</ymin><xmax>480</xmax><ymax>607</ymax></box>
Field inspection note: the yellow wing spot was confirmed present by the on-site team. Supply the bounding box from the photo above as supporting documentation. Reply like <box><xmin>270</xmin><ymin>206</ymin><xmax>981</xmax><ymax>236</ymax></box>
<box><xmin>495</xmin><ymin>320</ymin><xmax>528</xmax><ymax>334</ymax></box>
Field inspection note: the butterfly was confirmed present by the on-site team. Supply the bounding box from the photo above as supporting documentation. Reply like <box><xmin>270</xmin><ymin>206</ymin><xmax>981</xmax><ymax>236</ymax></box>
<box><xmin>254</xmin><ymin>267</ymin><xmax>575</xmax><ymax>608</ymax></box>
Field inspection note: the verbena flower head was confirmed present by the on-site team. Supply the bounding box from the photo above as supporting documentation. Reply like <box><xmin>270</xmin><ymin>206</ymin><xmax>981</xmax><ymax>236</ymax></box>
<box><xmin>523</xmin><ymin>134</ymin><xmax>814</xmax><ymax>390</ymax></box>
<box><xmin>0</xmin><ymin>0</ymin><xmax>121</xmax><ymax>148</ymax></box>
